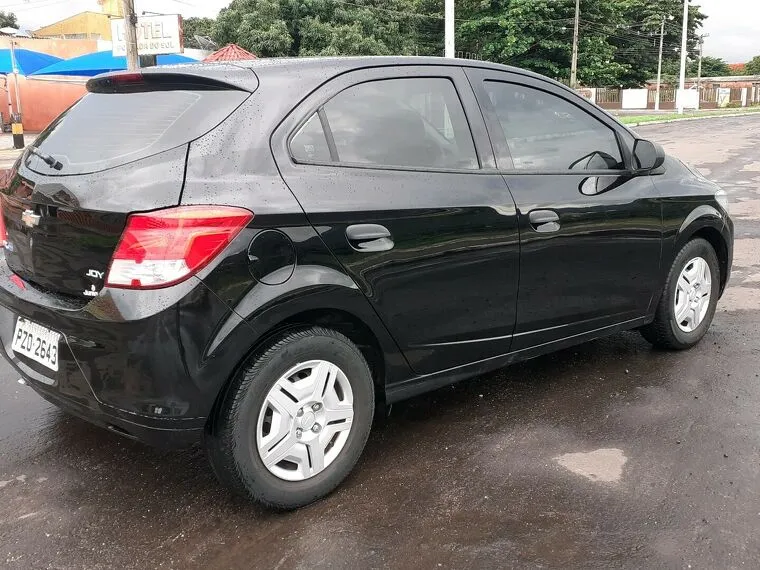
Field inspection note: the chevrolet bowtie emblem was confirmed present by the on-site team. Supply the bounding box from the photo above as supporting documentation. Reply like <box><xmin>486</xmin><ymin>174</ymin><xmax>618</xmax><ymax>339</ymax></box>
<box><xmin>21</xmin><ymin>209</ymin><xmax>40</xmax><ymax>228</ymax></box>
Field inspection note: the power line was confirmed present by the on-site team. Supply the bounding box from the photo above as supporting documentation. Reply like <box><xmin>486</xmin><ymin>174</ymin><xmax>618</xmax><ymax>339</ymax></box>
<box><xmin>330</xmin><ymin>1</ymin><xmax>574</xmax><ymax>25</ymax></box>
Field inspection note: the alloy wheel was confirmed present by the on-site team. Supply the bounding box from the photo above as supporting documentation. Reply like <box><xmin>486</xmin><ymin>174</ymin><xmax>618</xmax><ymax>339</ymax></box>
<box><xmin>674</xmin><ymin>256</ymin><xmax>712</xmax><ymax>333</ymax></box>
<box><xmin>256</xmin><ymin>360</ymin><xmax>354</xmax><ymax>481</ymax></box>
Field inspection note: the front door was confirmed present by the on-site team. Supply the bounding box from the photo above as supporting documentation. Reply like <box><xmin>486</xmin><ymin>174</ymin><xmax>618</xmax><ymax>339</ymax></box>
<box><xmin>466</xmin><ymin>68</ymin><xmax>663</xmax><ymax>350</ymax></box>
<box><xmin>273</xmin><ymin>66</ymin><xmax>519</xmax><ymax>375</ymax></box>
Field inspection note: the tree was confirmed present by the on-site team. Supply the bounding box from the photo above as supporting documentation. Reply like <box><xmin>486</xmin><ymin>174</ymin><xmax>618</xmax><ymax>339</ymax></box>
<box><xmin>607</xmin><ymin>0</ymin><xmax>707</xmax><ymax>86</ymax></box>
<box><xmin>0</xmin><ymin>11</ymin><xmax>18</xmax><ymax>29</ymax></box>
<box><xmin>212</xmin><ymin>0</ymin><xmax>422</xmax><ymax>58</ymax></box>
<box><xmin>692</xmin><ymin>56</ymin><xmax>730</xmax><ymax>77</ymax></box>
<box><xmin>456</xmin><ymin>0</ymin><xmax>630</xmax><ymax>85</ymax></box>
<box><xmin>746</xmin><ymin>55</ymin><xmax>760</xmax><ymax>76</ymax></box>
<box><xmin>183</xmin><ymin>17</ymin><xmax>216</xmax><ymax>48</ymax></box>
<box><xmin>208</xmin><ymin>0</ymin><xmax>707</xmax><ymax>86</ymax></box>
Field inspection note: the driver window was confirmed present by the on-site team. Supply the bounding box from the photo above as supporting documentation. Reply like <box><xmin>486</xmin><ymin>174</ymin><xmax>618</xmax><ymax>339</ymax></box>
<box><xmin>484</xmin><ymin>81</ymin><xmax>624</xmax><ymax>171</ymax></box>
<box><xmin>320</xmin><ymin>77</ymin><xmax>479</xmax><ymax>170</ymax></box>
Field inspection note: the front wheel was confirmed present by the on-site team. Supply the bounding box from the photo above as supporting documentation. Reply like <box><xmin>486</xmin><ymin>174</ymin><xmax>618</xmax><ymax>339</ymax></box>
<box><xmin>641</xmin><ymin>238</ymin><xmax>720</xmax><ymax>350</ymax></box>
<box><xmin>205</xmin><ymin>327</ymin><xmax>375</xmax><ymax>509</ymax></box>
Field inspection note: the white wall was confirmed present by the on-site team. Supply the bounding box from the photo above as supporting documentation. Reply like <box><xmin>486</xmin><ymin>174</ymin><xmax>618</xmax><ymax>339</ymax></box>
<box><xmin>676</xmin><ymin>89</ymin><xmax>700</xmax><ymax>110</ymax></box>
<box><xmin>575</xmin><ymin>88</ymin><xmax>597</xmax><ymax>104</ymax></box>
<box><xmin>621</xmin><ymin>89</ymin><xmax>648</xmax><ymax>110</ymax></box>
<box><xmin>183</xmin><ymin>48</ymin><xmax>211</xmax><ymax>61</ymax></box>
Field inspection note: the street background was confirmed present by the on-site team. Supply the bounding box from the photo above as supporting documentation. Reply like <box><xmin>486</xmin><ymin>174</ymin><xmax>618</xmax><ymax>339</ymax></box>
<box><xmin>2</xmin><ymin>115</ymin><xmax>760</xmax><ymax>568</ymax></box>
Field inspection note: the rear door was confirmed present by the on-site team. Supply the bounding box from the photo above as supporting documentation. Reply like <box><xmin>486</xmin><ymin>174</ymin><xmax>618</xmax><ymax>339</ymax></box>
<box><xmin>273</xmin><ymin>65</ymin><xmax>519</xmax><ymax>375</ymax></box>
<box><xmin>1</xmin><ymin>75</ymin><xmax>250</xmax><ymax>299</ymax></box>
<box><xmin>465</xmin><ymin>68</ymin><xmax>662</xmax><ymax>350</ymax></box>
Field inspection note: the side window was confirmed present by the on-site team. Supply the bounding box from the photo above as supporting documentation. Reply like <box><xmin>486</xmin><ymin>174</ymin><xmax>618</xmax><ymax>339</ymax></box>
<box><xmin>320</xmin><ymin>77</ymin><xmax>478</xmax><ymax>170</ymax></box>
<box><xmin>484</xmin><ymin>81</ymin><xmax>624</xmax><ymax>171</ymax></box>
<box><xmin>290</xmin><ymin>113</ymin><xmax>331</xmax><ymax>163</ymax></box>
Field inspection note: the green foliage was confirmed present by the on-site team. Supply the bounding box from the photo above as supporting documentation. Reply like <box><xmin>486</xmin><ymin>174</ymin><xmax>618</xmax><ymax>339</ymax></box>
<box><xmin>182</xmin><ymin>17</ymin><xmax>216</xmax><ymax>48</ymax></box>
<box><xmin>746</xmin><ymin>56</ymin><xmax>760</xmax><ymax>76</ymax></box>
<box><xmin>0</xmin><ymin>11</ymin><xmax>18</xmax><ymax>29</ymax></box>
<box><xmin>657</xmin><ymin>55</ymin><xmax>730</xmax><ymax>84</ymax></box>
<box><xmin>212</xmin><ymin>0</ymin><xmax>425</xmax><ymax>58</ymax></box>
<box><xmin>456</xmin><ymin>0</ymin><xmax>706</xmax><ymax>86</ymax></box>
<box><xmin>694</xmin><ymin>56</ymin><xmax>730</xmax><ymax>77</ymax></box>
<box><xmin>205</xmin><ymin>0</ymin><xmax>708</xmax><ymax>86</ymax></box>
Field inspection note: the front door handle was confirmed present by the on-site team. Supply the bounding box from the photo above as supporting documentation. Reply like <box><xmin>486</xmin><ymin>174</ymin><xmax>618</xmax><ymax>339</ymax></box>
<box><xmin>346</xmin><ymin>224</ymin><xmax>394</xmax><ymax>252</ymax></box>
<box><xmin>528</xmin><ymin>210</ymin><xmax>560</xmax><ymax>233</ymax></box>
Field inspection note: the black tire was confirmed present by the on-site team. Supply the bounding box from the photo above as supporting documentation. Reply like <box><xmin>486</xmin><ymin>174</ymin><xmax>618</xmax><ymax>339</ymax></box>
<box><xmin>205</xmin><ymin>327</ymin><xmax>375</xmax><ymax>509</ymax></box>
<box><xmin>640</xmin><ymin>238</ymin><xmax>720</xmax><ymax>350</ymax></box>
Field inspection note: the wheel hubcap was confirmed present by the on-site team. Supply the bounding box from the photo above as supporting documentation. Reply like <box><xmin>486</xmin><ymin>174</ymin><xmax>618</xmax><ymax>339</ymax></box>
<box><xmin>256</xmin><ymin>360</ymin><xmax>354</xmax><ymax>481</ymax></box>
<box><xmin>674</xmin><ymin>256</ymin><xmax>712</xmax><ymax>333</ymax></box>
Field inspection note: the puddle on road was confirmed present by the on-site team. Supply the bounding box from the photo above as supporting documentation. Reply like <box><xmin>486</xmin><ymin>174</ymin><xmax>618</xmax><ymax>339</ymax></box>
<box><xmin>741</xmin><ymin>162</ymin><xmax>760</xmax><ymax>172</ymax></box>
<box><xmin>719</xmin><ymin>286</ymin><xmax>760</xmax><ymax>311</ymax></box>
<box><xmin>732</xmin><ymin>238</ymin><xmax>760</xmax><ymax>268</ymax></box>
<box><xmin>555</xmin><ymin>448</ymin><xmax>627</xmax><ymax>483</ymax></box>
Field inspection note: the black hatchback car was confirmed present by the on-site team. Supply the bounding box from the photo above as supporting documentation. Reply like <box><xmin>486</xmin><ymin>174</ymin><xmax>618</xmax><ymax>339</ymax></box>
<box><xmin>0</xmin><ymin>57</ymin><xmax>732</xmax><ymax>508</ymax></box>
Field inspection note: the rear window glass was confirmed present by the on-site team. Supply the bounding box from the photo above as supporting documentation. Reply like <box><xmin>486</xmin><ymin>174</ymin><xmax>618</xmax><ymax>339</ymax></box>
<box><xmin>27</xmin><ymin>89</ymin><xmax>248</xmax><ymax>176</ymax></box>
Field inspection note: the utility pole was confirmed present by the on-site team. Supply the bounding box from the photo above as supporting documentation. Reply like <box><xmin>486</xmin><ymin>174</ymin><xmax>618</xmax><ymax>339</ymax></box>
<box><xmin>122</xmin><ymin>0</ymin><xmax>140</xmax><ymax>70</ymax></box>
<box><xmin>696</xmin><ymin>33</ymin><xmax>709</xmax><ymax>89</ymax></box>
<box><xmin>677</xmin><ymin>0</ymin><xmax>689</xmax><ymax>114</ymax></box>
<box><xmin>655</xmin><ymin>17</ymin><xmax>666</xmax><ymax>111</ymax></box>
<box><xmin>9</xmin><ymin>40</ymin><xmax>23</xmax><ymax>149</ymax></box>
<box><xmin>570</xmin><ymin>0</ymin><xmax>580</xmax><ymax>88</ymax></box>
<box><xmin>444</xmin><ymin>0</ymin><xmax>454</xmax><ymax>58</ymax></box>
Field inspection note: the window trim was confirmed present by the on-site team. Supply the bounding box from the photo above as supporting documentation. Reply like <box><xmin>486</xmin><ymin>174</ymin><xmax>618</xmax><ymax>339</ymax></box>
<box><xmin>286</xmin><ymin>75</ymin><xmax>483</xmax><ymax>173</ymax></box>
<box><xmin>317</xmin><ymin>107</ymin><xmax>339</xmax><ymax>162</ymax></box>
<box><xmin>471</xmin><ymin>72</ymin><xmax>632</xmax><ymax>176</ymax></box>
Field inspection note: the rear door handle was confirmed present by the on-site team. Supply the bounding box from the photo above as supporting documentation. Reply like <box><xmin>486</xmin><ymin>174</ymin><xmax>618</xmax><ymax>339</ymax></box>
<box><xmin>345</xmin><ymin>224</ymin><xmax>394</xmax><ymax>252</ymax></box>
<box><xmin>528</xmin><ymin>210</ymin><xmax>560</xmax><ymax>233</ymax></box>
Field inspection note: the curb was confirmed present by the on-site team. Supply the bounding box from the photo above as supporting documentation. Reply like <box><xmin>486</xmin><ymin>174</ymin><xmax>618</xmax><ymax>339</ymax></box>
<box><xmin>622</xmin><ymin>111</ymin><xmax>760</xmax><ymax>128</ymax></box>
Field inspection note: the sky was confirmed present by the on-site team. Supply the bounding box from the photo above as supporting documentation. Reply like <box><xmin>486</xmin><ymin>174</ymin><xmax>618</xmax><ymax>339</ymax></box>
<box><xmin>696</xmin><ymin>0</ymin><xmax>759</xmax><ymax>63</ymax></box>
<box><xmin>3</xmin><ymin>0</ymin><xmax>758</xmax><ymax>64</ymax></box>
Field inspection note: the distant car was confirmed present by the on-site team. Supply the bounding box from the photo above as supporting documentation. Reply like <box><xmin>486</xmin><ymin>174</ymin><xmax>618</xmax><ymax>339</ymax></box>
<box><xmin>0</xmin><ymin>57</ymin><xmax>732</xmax><ymax>509</ymax></box>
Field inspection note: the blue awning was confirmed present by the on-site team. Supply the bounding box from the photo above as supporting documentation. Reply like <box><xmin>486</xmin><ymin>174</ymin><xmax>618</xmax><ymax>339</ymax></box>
<box><xmin>30</xmin><ymin>51</ymin><xmax>198</xmax><ymax>77</ymax></box>
<box><xmin>0</xmin><ymin>48</ymin><xmax>62</xmax><ymax>76</ymax></box>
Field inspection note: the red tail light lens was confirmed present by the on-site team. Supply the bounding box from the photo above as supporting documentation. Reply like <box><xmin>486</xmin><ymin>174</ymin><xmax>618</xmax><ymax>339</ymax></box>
<box><xmin>105</xmin><ymin>206</ymin><xmax>253</xmax><ymax>289</ymax></box>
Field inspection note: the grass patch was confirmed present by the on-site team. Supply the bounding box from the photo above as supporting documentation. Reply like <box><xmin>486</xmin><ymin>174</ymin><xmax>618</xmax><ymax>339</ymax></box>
<box><xmin>619</xmin><ymin>106</ymin><xmax>760</xmax><ymax>125</ymax></box>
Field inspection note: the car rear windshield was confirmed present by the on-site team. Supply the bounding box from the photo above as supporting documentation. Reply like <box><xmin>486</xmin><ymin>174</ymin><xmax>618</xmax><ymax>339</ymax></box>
<box><xmin>26</xmin><ymin>88</ymin><xmax>249</xmax><ymax>176</ymax></box>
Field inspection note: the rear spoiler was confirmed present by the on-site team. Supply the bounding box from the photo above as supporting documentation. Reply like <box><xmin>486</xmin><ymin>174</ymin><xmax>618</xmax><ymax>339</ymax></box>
<box><xmin>87</xmin><ymin>68</ymin><xmax>257</xmax><ymax>94</ymax></box>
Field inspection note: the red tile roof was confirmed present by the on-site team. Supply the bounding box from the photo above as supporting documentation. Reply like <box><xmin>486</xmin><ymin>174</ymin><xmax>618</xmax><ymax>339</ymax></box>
<box><xmin>203</xmin><ymin>44</ymin><xmax>257</xmax><ymax>62</ymax></box>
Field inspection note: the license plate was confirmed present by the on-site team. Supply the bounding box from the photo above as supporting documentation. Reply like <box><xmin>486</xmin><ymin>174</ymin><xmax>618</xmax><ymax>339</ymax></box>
<box><xmin>11</xmin><ymin>318</ymin><xmax>60</xmax><ymax>372</ymax></box>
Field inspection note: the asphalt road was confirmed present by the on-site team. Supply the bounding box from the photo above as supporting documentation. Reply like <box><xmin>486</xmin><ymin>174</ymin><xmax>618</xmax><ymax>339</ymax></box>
<box><xmin>3</xmin><ymin>116</ymin><xmax>760</xmax><ymax>569</ymax></box>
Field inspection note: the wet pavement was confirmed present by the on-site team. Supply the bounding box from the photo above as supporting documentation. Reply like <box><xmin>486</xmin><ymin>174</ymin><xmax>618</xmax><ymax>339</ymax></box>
<box><xmin>3</xmin><ymin>116</ymin><xmax>760</xmax><ymax>569</ymax></box>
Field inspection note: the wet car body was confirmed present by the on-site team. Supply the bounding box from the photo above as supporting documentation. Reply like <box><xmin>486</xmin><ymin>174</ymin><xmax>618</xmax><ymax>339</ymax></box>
<box><xmin>0</xmin><ymin>57</ymin><xmax>733</xmax><ymax>449</ymax></box>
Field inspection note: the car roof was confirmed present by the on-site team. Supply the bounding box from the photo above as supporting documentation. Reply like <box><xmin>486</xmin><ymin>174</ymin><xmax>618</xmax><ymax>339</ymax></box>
<box><xmin>234</xmin><ymin>55</ymin><xmax>551</xmax><ymax>81</ymax></box>
<box><xmin>137</xmin><ymin>56</ymin><xmax>563</xmax><ymax>93</ymax></box>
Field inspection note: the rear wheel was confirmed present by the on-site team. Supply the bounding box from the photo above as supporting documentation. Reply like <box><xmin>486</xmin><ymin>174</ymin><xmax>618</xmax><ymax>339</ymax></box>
<box><xmin>205</xmin><ymin>327</ymin><xmax>374</xmax><ymax>509</ymax></box>
<box><xmin>641</xmin><ymin>238</ymin><xmax>720</xmax><ymax>350</ymax></box>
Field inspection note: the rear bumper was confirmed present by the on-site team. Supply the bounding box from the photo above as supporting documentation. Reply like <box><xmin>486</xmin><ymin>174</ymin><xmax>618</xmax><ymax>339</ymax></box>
<box><xmin>0</xmin><ymin>255</ymin><xmax>216</xmax><ymax>447</ymax></box>
<box><xmin>24</xmin><ymin>378</ymin><xmax>202</xmax><ymax>448</ymax></box>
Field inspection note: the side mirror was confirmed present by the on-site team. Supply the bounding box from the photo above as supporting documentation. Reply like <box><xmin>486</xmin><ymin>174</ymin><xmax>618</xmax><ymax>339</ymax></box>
<box><xmin>632</xmin><ymin>139</ymin><xmax>665</xmax><ymax>173</ymax></box>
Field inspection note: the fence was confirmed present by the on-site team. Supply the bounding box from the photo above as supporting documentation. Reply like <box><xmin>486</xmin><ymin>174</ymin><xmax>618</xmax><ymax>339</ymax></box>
<box><xmin>646</xmin><ymin>88</ymin><xmax>676</xmax><ymax>109</ymax></box>
<box><xmin>595</xmin><ymin>88</ymin><xmax>621</xmax><ymax>108</ymax></box>
<box><xmin>580</xmin><ymin>86</ymin><xmax>756</xmax><ymax>111</ymax></box>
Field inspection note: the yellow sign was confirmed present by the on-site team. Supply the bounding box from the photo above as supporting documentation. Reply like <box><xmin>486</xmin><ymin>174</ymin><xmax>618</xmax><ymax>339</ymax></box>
<box><xmin>11</xmin><ymin>123</ymin><xmax>23</xmax><ymax>135</ymax></box>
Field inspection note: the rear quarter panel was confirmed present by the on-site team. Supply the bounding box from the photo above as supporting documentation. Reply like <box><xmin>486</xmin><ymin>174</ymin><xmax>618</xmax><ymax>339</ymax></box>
<box><xmin>180</xmin><ymin>87</ymin><xmax>413</xmax><ymax>412</ymax></box>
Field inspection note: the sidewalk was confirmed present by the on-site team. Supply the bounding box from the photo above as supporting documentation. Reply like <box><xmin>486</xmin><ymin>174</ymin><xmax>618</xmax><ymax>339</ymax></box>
<box><xmin>0</xmin><ymin>133</ymin><xmax>26</xmax><ymax>170</ymax></box>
